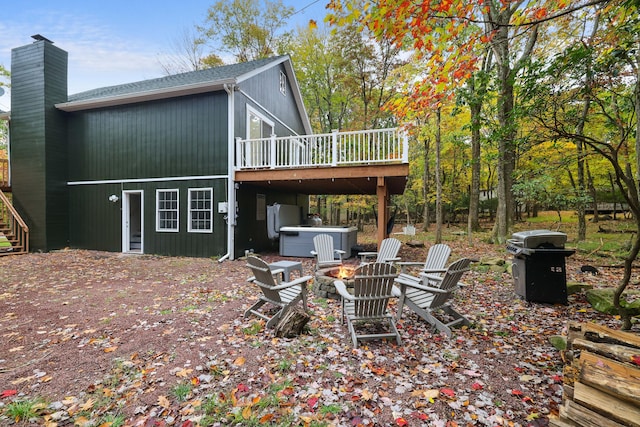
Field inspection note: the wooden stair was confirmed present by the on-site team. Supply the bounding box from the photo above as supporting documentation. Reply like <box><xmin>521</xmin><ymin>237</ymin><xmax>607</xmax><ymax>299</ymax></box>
<box><xmin>0</xmin><ymin>189</ymin><xmax>29</xmax><ymax>256</ymax></box>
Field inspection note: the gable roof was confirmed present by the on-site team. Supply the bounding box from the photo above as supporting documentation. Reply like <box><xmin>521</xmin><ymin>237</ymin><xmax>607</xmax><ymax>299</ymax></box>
<box><xmin>55</xmin><ymin>55</ymin><xmax>311</xmax><ymax>134</ymax></box>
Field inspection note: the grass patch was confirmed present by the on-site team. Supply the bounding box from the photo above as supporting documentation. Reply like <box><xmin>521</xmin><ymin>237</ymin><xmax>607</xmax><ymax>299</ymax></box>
<box><xmin>277</xmin><ymin>359</ymin><xmax>293</xmax><ymax>372</ymax></box>
<box><xmin>313</xmin><ymin>298</ymin><xmax>329</xmax><ymax>309</ymax></box>
<box><xmin>171</xmin><ymin>382</ymin><xmax>193</xmax><ymax>402</ymax></box>
<box><xmin>242</xmin><ymin>322</ymin><xmax>263</xmax><ymax>335</ymax></box>
<box><xmin>4</xmin><ymin>398</ymin><xmax>47</xmax><ymax>423</ymax></box>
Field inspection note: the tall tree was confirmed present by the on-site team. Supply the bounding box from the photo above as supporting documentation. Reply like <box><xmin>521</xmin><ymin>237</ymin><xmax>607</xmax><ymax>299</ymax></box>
<box><xmin>200</xmin><ymin>0</ymin><xmax>294</xmax><ymax>62</ymax></box>
<box><xmin>288</xmin><ymin>26</ymin><xmax>353</xmax><ymax>132</ymax></box>
<box><xmin>158</xmin><ymin>27</ymin><xmax>224</xmax><ymax>74</ymax></box>
<box><xmin>524</xmin><ymin>0</ymin><xmax>639</xmax><ymax>329</ymax></box>
<box><xmin>327</xmin><ymin>0</ymin><xmax>608</xmax><ymax>243</ymax></box>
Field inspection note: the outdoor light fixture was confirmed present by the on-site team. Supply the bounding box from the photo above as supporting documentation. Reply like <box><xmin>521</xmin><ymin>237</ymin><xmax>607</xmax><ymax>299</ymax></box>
<box><xmin>108</xmin><ymin>194</ymin><xmax>119</xmax><ymax>203</ymax></box>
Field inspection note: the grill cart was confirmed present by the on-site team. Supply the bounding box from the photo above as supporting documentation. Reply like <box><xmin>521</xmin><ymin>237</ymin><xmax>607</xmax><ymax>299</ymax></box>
<box><xmin>507</xmin><ymin>230</ymin><xmax>575</xmax><ymax>304</ymax></box>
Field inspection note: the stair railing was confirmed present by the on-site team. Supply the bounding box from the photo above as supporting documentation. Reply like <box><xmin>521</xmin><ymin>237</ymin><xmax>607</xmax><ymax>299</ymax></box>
<box><xmin>0</xmin><ymin>190</ymin><xmax>29</xmax><ymax>254</ymax></box>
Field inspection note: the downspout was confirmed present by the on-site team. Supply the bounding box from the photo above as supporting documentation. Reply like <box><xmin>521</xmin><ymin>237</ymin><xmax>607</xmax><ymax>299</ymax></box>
<box><xmin>220</xmin><ymin>83</ymin><xmax>236</xmax><ymax>262</ymax></box>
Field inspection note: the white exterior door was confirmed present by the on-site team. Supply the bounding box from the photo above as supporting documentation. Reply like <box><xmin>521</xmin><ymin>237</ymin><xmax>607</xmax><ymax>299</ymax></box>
<box><xmin>122</xmin><ymin>190</ymin><xmax>143</xmax><ymax>253</ymax></box>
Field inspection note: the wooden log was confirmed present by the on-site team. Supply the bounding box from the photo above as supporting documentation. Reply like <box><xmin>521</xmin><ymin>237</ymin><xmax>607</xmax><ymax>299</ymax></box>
<box><xmin>579</xmin><ymin>351</ymin><xmax>640</xmax><ymax>406</ymax></box>
<box><xmin>274</xmin><ymin>307</ymin><xmax>311</xmax><ymax>338</ymax></box>
<box><xmin>566</xmin><ymin>322</ymin><xmax>586</xmax><ymax>351</ymax></box>
<box><xmin>574</xmin><ymin>382</ymin><xmax>640</xmax><ymax>427</ymax></box>
<box><xmin>559</xmin><ymin>400</ymin><xmax>626</xmax><ymax>427</ymax></box>
<box><xmin>572</xmin><ymin>337</ymin><xmax>640</xmax><ymax>365</ymax></box>
<box><xmin>580</xmin><ymin>322</ymin><xmax>640</xmax><ymax>349</ymax></box>
<box><xmin>549</xmin><ymin>416</ymin><xmax>579</xmax><ymax>427</ymax></box>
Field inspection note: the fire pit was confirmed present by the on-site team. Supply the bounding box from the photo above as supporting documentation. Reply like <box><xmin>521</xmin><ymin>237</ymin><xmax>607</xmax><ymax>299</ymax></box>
<box><xmin>314</xmin><ymin>264</ymin><xmax>357</xmax><ymax>299</ymax></box>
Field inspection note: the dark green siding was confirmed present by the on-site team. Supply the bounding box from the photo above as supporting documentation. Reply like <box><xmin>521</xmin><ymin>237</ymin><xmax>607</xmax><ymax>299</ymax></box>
<box><xmin>68</xmin><ymin>93</ymin><xmax>228</xmax><ymax>181</ymax></box>
<box><xmin>138</xmin><ymin>180</ymin><xmax>227</xmax><ymax>257</ymax></box>
<box><xmin>10</xmin><ymin>41</ymin><xmax>68</xmax><ymax>251</ymax></box>
<box><xmin>236</xmin><ymin>63</ymin><xmax>306</xmax><ymax>138</ymax></box>
<box><xmin>68</xmin><ymin>184</ymin><xmax>122</xmax><ymax>251</ymax></box>
<box><xmin>65</xmin><ymin>92</ymin><xmax>229</xmax><ymax>257</ymax></box>
<box><xmin>69</xmin><ymin>179</ymin><xmax>227</xmax><ymax>257</ymax></box>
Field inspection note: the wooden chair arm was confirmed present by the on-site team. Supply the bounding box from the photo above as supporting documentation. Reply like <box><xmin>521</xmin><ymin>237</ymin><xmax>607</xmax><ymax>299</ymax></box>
<box><xmin>397</xmin><ymin>261</ymin><xmax>424</xmax><ymax>268</ymax></box>
<box><xmin>271</xmin><ymin>275</ymin><xmax>313</xmax><ymax>291</ymax></box>
<box><xmin>421</xmin><ymin>268</ymin><xmax>447</xmax><ymax>274</ymax></box>
<box><xmin>394</xmin><ymin>276</ymin><xmax>451</xmax><ymax>294</ymax></box>
<box><xmin>358</xmin><ymin>251</ymin><xmax>378</xmax><ymax>258</ymax></box>
<box><xmin>334</xmin><ymin>280</ymin><xmax>355</xmax><ymax>300</ymax></box>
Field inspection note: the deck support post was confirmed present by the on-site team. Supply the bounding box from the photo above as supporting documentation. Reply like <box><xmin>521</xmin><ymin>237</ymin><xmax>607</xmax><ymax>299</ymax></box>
<box><xmin>377</xmin><ymin>176</ymin><xmax>389</xmax><ymax>249</ymax></box>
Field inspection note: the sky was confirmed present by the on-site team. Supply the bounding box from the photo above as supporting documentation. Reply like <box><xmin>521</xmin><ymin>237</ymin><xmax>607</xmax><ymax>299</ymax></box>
<box><xmin>0</xmin><ymin>0</ymin><xmax>329</xmax><ymax>111</ymax></box>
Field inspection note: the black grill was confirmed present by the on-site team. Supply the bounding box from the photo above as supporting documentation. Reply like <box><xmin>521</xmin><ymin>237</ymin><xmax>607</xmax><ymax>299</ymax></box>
<box><xmin>507</xmin><ymin>230</ymin><xmax>575</xmax><ymax>304</ymax></box>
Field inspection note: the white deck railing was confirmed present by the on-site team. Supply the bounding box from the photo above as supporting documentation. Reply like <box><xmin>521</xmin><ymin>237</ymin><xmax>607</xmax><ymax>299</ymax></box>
<box><xmin>235</xmin><ymin>128</ymin><xmax>408</xmax><ymax>170</ymax></box>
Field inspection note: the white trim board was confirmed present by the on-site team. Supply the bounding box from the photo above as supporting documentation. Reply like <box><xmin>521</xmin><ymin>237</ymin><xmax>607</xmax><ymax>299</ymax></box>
<box><xmin>68</xmin><ymin>175</ymin><xmax>229</xmax><ymax>186</ymax></box>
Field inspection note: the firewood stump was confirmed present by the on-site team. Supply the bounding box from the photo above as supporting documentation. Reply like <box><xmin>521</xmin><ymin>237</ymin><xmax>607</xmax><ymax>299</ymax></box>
<box><xmin>274</xmin><ymin>307</ymin><xmax>311</xmax><ymax>338</ymax></box>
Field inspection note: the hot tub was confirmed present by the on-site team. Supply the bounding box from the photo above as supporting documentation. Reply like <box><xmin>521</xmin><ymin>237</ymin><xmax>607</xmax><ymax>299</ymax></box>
<box><xmin>279</xmin><ymin>225</ymin><xmax>358</xmax><ymax>258</ymax></box>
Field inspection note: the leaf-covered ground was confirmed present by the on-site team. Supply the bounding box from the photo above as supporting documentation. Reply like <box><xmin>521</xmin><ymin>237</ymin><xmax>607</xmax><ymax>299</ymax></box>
<box><xmin>0</xmin><ymin>228</ymin><xmax>633</xmax><ymax>426</ymax></box>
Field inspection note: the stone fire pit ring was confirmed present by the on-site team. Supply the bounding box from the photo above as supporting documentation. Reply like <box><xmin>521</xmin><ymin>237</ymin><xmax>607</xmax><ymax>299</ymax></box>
<box><xmin>313</xmin><ymin>264</ymin><xmax>358</xmax><ymax>300</ymax></box>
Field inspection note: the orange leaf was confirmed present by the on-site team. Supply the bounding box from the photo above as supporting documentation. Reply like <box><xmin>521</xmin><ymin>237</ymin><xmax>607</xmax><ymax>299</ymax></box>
<box><xmin>534</xmin><ymin>7</ymin><xmax>547</xmax><ymax>20</ymax></box>
<box><xmin>260</xmin><ymin>414</ymin><xmax>275</xmax><ymax>423</ymax></box>
<box><xmin>234</xmin><ymin>356</ymin><xmax>246</xmax><ymax>366</ymax></box>
<box><xmin>103</xmin><ymin>346</ymin><xmax>118</xmax><ymax>353</ymax></box>
<box><xmin>396</xmin><ymin>417</ymin><xmax>408</xmax><ymax>426</ymax></box>
<box><xmin>242</xmin><ymin>406</ymin><xmax>252</xmax><ymax>419</ymax></box>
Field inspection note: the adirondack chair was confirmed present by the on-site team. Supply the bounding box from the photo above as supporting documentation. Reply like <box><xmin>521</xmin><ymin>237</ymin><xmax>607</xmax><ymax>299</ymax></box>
<box><xmin>334</xmin><ymin>262</ymin><xmax>402</xmax><ymax>348</ymax></box>
<box><xmin>245</xmin><ymin>256</ymin><xmax>312</xmax><ymax>328</ymax></box>
<box><xmin>397</xmin><ymin>243</ymin><xmax>451</xmax><ymax>275</ymax></box>
<box><xmin>358</xmin><ymin>237</ymin><xmax>402</xmax><ymax>264</ymax></box>
<box><xmin>393</xmin><ymin>258</ymin><xmax>473</xmax><ymax>338</ymax></box>
<box><xmin>311</xmin><ymin>234</ymin><xmax>345</xmax><ymax>271</ymax></box>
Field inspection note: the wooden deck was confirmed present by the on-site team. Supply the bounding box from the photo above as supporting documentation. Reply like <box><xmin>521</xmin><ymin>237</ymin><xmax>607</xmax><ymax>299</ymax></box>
<box><xmin>235</xmin><ymin>128</ymin><xmax>409</xmax><ymax>246</ymax></box>
<box><xmin>234</xmin><ymin>128</ymin><xmax>409</xmax><ymax>195</ymax></box>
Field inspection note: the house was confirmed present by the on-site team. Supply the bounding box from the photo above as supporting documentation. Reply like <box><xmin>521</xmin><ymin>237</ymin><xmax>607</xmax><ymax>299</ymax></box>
<box><xmin>1</xmin><ymin>36</ymin><xmax>408</xmax><ymax>260</ymax></box>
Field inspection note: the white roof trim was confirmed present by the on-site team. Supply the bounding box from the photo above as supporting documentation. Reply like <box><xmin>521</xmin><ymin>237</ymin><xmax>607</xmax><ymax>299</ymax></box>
<box><xmin>55</xmin><ymin>78</ymin><xmax>236</xmax><ymax>112</ymax></box>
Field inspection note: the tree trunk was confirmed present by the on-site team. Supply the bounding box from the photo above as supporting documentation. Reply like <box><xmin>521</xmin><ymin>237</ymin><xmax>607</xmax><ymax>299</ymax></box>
<box><xmin>422</xmin><ymin>135</ymin><xmax>431</xmax><ymax>231</ymax></box>
<box><xmin>435</xmin><ymin>108</ymin><xmax>443</xmax><ymax>243</ymax></box>
<box><xmin>468</xmin><ymin>98</ymin><xmax>481</xmax><ymax>234</ymax></box>
<box><xmin>486</xmin><ymin>5</ymin><xmax>538</xmax><ymax>244</ymax></box>
<box><xmin>489</xmin><ymin>22</ymin><xmax>515</xmax><ymax>244</ymax></box>
<box><xmin>574</xmin><ymin>12</ymin><xmax>600</xmax><ymax>241</ymax></box>
<box><xmin>635</xmin><ymin>47</ymin><xmax>640</xmax><ymax>210</ymax></box>
<box><xmin>586</xmin><ymin>161</ymin><xmax>599</xmax><ymax>222</ymax></box>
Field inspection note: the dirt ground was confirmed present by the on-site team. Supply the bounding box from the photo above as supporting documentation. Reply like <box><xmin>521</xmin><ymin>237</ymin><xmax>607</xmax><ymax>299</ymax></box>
<box><xmin>0</xmin><ymin>231</ymin><xmax>630</xmax><ymax>426</ymax></box>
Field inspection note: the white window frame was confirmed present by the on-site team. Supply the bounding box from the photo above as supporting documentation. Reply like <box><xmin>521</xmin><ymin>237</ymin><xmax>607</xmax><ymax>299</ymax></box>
<box><xmin>156</xmin><ymin>189</ymin><xmax>179</xmax><ymax>232</ymax></box>
<box><xmin>188</xmin><ymin>187</ymin><xmax>213</xmax><ymax>233</ymax></box>
<box><xmin>246</xmin><ymin>105</ymin><xmax>275</xmax><ymax>139</ymax></box>
<box><xmin>279</xmin><ymin>71</ymin><xmax>287</xmax><ymax>96</ymax></box>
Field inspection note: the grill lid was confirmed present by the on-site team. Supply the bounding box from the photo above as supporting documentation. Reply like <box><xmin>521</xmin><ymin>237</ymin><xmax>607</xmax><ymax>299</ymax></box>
<box><xmin>509</xmin><ymin>229</ymin><xmax>567</xmax><ymax>249</ymax></box>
